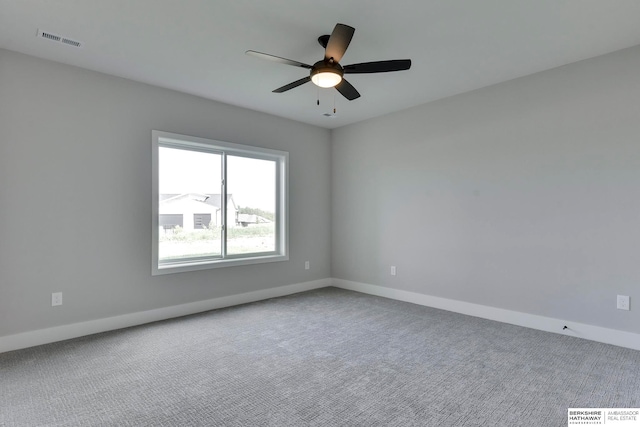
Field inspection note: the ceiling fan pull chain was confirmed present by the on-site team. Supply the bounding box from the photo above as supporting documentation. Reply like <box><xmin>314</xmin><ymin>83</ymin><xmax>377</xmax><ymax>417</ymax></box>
<box><xmin>317</xmin><ymin>86</ymin><xmax>320</xmax><ymax>106</ymax></box>
<box><xmin>333</xmin><ymin>92</ymin><xmax>336</xmax><ymax>114</ymax></box>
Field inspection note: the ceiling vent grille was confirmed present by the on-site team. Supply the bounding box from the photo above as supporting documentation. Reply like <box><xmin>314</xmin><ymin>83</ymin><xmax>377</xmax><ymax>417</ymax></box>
<box><xmin>61</xmin><ymin>38</ymin><xmax>82</xmax><ymax>48</ymax></box>
<box><xmin>37</xmin><ymin>29</ymin><xmax>83</xmax><ymax>48</ymax></box>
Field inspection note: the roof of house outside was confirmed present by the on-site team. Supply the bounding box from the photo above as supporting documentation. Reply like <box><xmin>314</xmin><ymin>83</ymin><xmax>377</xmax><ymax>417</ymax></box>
<box><xmin>160</xmin><ymin>194</ymin><xmax>237</xmax><ymax>210</ymax></box>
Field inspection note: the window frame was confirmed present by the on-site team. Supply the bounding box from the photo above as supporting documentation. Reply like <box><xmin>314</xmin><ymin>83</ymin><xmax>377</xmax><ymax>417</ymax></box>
<box><xmin>152</xmin><ymin>130</ymin><xmax>289</xmax><ymax>275</ymax></box>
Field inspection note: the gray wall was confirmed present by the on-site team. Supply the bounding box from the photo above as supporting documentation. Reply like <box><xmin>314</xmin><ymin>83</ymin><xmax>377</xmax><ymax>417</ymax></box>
<box><xmin>0</xmin><ymin>49</ymin><xmax>331</xmax><ymax>337</ymax></box>
<box><xmin>331</xmin><ymin>45</ymin><xmax>640</xmax><ymax>334</ymax></box>
<box><xmin>3</xmin><ymin>42</ymin><xmax>640</xmax><ymax>340</ymax></box>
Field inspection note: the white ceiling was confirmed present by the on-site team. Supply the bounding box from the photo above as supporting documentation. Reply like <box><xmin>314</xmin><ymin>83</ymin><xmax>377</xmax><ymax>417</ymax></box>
<box><xmin>2</xmin><ymin>1</ymin><xmax>640</xmax><ymax>129</ymax></box>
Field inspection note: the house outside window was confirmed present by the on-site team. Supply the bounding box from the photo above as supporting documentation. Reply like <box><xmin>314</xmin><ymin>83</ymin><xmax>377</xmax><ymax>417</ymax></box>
<box><xmin>152</xmin><ymin>130</ymin><xmax>288</xmax><ymax>275</ymax></box>
<box><xmin>193</xmin><ymin>213</ymin><xmax>212</xmax><ymax>229</ymax></box>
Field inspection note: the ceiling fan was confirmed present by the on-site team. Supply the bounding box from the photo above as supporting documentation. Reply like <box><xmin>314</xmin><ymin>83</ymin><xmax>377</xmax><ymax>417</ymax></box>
<box><xmin>246</xmin><ymin>23</ymin><xmax>411</xmax><ymax>101</ymax></box>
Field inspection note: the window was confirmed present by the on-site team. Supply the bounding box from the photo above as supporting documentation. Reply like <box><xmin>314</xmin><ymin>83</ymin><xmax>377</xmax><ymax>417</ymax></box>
<box><xmin>152</xmin><ymin>130</ymin><xmax>288</xmax><ymax>275</ymax></box>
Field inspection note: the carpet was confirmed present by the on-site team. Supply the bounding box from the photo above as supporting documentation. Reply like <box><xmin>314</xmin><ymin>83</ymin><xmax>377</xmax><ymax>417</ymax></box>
<box><xmin>1</xmin><ymin>287</ymin><xmax>639</xmax><ymax>426</ymax></box>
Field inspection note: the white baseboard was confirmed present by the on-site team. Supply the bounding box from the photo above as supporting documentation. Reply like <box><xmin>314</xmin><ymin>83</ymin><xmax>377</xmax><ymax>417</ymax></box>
<box><xmin>4</xmin><ymin>277</ymin><xmax>638</xmax><ymax>354</ymax></box>
<box><xmin>0</xmin><ymin>278</ymin><xmax>331</xmax><ymax>354</ymax></box>
<box><xmin>332</xmin><ymin>278</ymin><xmax>640</xmax><ymax>351</ymax></box>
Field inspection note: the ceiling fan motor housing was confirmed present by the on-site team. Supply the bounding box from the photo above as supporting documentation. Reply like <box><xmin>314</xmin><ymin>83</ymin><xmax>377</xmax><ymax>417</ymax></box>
<box><xmin>310</xmin><ymin>60</ymin><xmax>344</xmax><ymax>87</ymax></box>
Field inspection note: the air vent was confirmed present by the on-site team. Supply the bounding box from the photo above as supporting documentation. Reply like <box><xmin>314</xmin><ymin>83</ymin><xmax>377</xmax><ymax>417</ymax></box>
<box><xmin>37</xmin><ymin>29</ymin><xmax>83</xmax><ymax>48</ymax></box>
<box><xmin>40</xmin><ymin>31</ymin><xmax>61</xmax><ymax>42</ymax></box>
<box><xmin>61</xmin><ymin>38</ymin><xmax>82</xmax><ymax>48</ymax></box>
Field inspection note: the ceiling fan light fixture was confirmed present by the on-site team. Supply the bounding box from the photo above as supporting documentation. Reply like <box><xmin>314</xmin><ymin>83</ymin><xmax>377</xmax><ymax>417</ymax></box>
<box><xmin>310</xmin><ymin>68</ymin><xmax>342</xmax><ymax>88</ymax></box>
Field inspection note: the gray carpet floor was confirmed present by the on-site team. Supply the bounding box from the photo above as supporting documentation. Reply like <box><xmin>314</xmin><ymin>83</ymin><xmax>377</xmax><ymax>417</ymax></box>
<box><xmin>1</xmin><ymin>287</ymin><xmax>639</xmax><ymax>426</ymax></box>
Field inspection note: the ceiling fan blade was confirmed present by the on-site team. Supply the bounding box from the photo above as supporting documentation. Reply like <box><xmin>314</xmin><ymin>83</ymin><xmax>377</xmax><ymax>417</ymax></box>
<box><xmin>343</xmin><ymin>59</ymin><xmax>412</xmax><ymax>74</ymax></box>
<box><xmin>246</xmin><ymin>50</ymin><xmax>312</xmax><ymax>69</ymax></box>
<box><xmin>335</xmin><ymin>79</ymin><xmax>360</xmax><ymax>101</ymax></box>
<box><xmin>273</xmin><ymin>76</ymin><xmax>311</xmax><ymax>93</ymax></box>
<box><xmin>325</xmin><ymin>24</ymin><xmax>355</xmax><ymax>63</ymax></box>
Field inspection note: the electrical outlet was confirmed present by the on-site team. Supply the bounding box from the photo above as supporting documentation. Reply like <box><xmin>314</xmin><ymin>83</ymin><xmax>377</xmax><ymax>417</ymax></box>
<box><xmin>52</xmin><ymin>292</ymin><xmax>63</xmax><ymax>307</ymax></box>
<box><xmin>617</xmin><ymin>295</ymin><xmax>630</xmax><ymax>311</ymax></box>
<box><xmin>390</xmin><ymin>266</ymin><xmax>396</xmax><ymax>276</ymax></box>
<box><xmin>305</xmin><ymin>261</ymin><xmax>310</xmax><ymax>270</ymax></box>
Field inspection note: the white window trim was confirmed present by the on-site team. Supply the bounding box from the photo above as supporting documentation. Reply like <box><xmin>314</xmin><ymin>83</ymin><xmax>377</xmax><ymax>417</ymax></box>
<box><xmin>151</xmin><ymin>130</ymin><xmax>289</xmax><ymax>275</ymax></box>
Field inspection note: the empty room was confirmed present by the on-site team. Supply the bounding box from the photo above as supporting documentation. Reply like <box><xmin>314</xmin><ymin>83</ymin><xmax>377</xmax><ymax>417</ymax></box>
<box><xmin>1</xmin><ymin>1</ymin><xmax>640</xmax><ymax>426</ymax></box>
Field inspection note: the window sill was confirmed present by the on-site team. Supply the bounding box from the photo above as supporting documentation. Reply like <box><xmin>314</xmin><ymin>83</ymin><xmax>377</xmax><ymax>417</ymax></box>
<box><xmin>152</xmin><ymin>254</ymin><xmax>289</xmax><ymax>275</ymax></box>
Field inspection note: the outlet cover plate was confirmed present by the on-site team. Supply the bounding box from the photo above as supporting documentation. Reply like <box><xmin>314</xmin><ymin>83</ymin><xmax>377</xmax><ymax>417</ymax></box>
<box><xmin>52</xmin><ymin>292</ymin><xmax>63</xmax><ymax>306</ymax></box>
<box><xmin>617</xmin><ymin>295</ymin><xmax>630</xmax><ymax>311</ymax></box>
